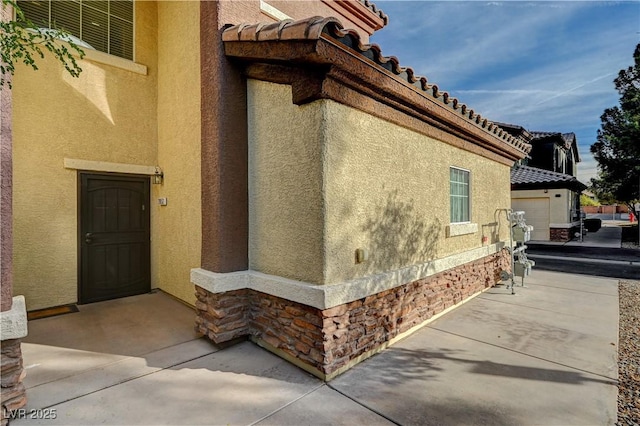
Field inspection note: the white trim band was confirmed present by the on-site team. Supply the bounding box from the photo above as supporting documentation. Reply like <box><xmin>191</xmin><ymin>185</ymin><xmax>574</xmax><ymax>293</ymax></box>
<box><xmin>549</xmin><ymin>222</ymin><xmax>581</xmax><ymax>228</ymax></box>
<box><xmin>1</xmin><ymin>296</ymin><xmax>28</xmax><ymax>340</ymax></box>
<box><xmin>64</xmin><ymin>158</ymin><xmax>156</xmax><ymax>176</ymax></box>
<box><xmin>192</xmin><ymin>242</ymin><xmax>506</xmax><ymax>310</ymax></box>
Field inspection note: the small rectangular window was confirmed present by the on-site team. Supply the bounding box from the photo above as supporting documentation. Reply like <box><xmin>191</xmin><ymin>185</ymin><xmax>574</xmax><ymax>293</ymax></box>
<box><xmin>17</xmin><ymin>0</ymin><xmax>134</xmax><ymax>61</ymax></box>
<box><xmin>450</xmin><ymin>167</ymin><xmax>470</xmax><ymax>223</ymax></box>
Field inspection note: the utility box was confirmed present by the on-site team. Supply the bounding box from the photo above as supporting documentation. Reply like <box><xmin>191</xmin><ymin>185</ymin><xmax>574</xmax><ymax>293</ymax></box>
<box><xmin>514</xmin><ymin>259</ymin><xmax>535</xmax><ymax>278</ymax></box>
<box><xmin>513</xmin><ymin>224</ymin><xmax>533</xmax><ymax>243</ymax></box>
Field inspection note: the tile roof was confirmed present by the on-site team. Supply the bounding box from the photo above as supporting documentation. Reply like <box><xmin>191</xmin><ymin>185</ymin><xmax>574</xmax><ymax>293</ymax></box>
<box><xmin>530</xmin><ymin>131</ymin><xmax>580</xmax><ymax>161</ymax></box>
<box><xmin>222</xmin><ymin>16</ymin><xmax>532</xmax><ymax>158</ymax></box>
<box><xmin>511</xmin><ymin>165</ymin><xmax>587</xmax><ymax>191</ymax></box>
<box><xmin>359</xmin><ymin>0</ymin><xmax>389</xmax><ymax>25</ymax></box>
<box><xmin>494</xmin><ymin>122</ymin><xmax>533</xmax><ymax>143</ymax></box>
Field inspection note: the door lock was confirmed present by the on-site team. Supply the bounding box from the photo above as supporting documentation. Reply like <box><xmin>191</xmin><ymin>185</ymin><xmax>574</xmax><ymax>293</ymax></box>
<box><xmin>85</xmin><ymin>233</ymin><xmax>93</xmax><ymax>244</ymax></box>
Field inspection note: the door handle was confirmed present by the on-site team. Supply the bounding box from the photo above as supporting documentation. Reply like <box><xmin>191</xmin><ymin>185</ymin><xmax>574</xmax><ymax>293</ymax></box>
<box><xmin>85</xmin><ymin>233</ymin><xmax>93</xmax><ymax>244</ymax></box>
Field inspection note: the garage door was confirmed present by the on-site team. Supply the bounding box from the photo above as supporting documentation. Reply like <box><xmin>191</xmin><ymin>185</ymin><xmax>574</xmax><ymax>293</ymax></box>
<box><xmin>511</xmin><ymin>198</ymin><xmax>550</xmax><ymax>241</ymax></box>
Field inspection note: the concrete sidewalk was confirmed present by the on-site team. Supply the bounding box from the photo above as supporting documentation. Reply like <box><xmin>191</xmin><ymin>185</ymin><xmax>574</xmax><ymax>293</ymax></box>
<box><xmin>13</xmin><ymin>270</ymin><xmax>618</xmax><ymax>425</ymax></box>
<box><xmin>528</xmin><ymin>223</ymin><xmax>622</xmax><ymax>249</ymax></box>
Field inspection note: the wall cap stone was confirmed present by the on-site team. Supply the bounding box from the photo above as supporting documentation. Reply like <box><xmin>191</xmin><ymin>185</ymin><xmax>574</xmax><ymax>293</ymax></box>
<box><xmin>446</xmin><ymin>222</ymin><xmax>479</xmax><ymax>237</ymax></box>
<box><xmin>64</xmin><ymin>158</ymin><xmax>156</xmax><ymax>175</ymax></box>
<box><xmin>192</xmin><ymin>242</ymin><xmax>506</xmax><ymax>309</ymax></box>
<box><xmin>1</xmin><ymin>295</ymin><xmax>28</xmax><ymax>340</ymax></box>
<box><xmin>549</xmin><ymin>222</ymin><xmax>581</xmax><ymax>228</ymax></box>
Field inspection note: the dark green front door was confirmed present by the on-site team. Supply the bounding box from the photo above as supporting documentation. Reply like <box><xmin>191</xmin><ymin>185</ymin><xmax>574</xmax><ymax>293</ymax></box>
<box><xmin>79</xmin><ymin>173</ymin><xmax>150</xmax><ymax>304</ymax></box>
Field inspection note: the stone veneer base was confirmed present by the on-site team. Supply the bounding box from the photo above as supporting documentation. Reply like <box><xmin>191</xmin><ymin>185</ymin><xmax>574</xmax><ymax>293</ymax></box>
<box><xmin>251</xmin><ymin>286</ymin><xmax>486</xmax><ymax>380</ymax></box>
<box><xmin>1</xmin><ymin>296</ymin><xmax>28</xmax><ymax>425</ymax></box>
<box><xmin>1</xmin><ymin>339</ymin><xmax>26</xmax><ymax>426</ymax></box>
<box><xmin>195</xmin><ymin>249</ymin><xmax>510</xmax><ymax>379</ymax></box>
<box><xmin>550</xmin><ymin>227</ymin><xmax>578</xmax><ymax>242</ymax></box>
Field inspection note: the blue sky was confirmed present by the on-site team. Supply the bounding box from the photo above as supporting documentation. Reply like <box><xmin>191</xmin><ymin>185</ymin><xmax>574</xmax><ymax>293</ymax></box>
<box><xmin>370</xmin><ymin>1</ymin><xmax>640</xmax><ymax>184</ymax></box>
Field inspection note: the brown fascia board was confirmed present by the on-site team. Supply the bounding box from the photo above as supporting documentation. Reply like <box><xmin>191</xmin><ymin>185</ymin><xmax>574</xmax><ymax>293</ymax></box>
<box><xmin>223</xmin><ymin>19</ymin><xmax>530</xmax><ymax>165</ymax></box>
<box><xmin>321</xmin><ymin>0</ymin><xmax>388</xmax><ymax>33</ymax></box>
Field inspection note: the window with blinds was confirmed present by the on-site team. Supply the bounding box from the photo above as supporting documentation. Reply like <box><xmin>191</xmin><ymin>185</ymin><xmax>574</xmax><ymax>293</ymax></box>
<box><xmin>18</xmin><ymin>0</ymin><xmax>133</xmax><ymax>60</ymax></box>
<box><xmin>450</xmin><ymin>167</ymin><xmax>470</xmax><ymax>223</ymax></box>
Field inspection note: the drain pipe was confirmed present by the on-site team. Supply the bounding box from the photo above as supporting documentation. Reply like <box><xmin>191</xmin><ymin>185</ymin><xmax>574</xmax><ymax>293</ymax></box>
<box><xmin>507</xmin><ymin>209</ymin><xmax>516</xmax><ymax>295</ymax></box>
<box><xmin>498</xmin><ymin>208</ymin><xmax>516</xmax><ymax>295</ymax></box>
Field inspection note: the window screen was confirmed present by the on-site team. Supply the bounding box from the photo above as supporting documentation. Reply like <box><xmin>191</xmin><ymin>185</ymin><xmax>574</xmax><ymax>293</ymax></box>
<box><xmin>18</xmin><ymin>0</ymin><xmax>134</xmax><ymax>60</ymax></box>
<box><xmin>450</xmin><ymin>167</ymin><xmax>470</xmax><ymax>223</ymax></box>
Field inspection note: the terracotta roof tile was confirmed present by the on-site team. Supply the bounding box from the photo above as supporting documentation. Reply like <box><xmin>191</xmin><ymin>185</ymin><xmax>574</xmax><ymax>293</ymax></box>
<box><xmin>359</xmin><ymin>0</ymin><xmax>389</xmax><ymax>25</ymax></box>
<box><xmin>222</xmin><ymin>16</ymin><xmax>531</xmax><ymax>158</ymax></box>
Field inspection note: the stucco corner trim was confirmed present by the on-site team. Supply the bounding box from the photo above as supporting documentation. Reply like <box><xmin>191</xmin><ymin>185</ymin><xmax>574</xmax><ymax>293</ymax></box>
<box><xmin>446</xmin><ymin>222</ymin><xmax>479</xmax><ymax>237</ymax></box>
<box><xmin>191</xmin><ymin>242</ymin><xmax>506</xmax><ymax>310</ymax></box>
<box><xmin>64</xmin><ymin>158</ymin><xmax>156</xmax><ymax>176</ymax></box>
<box><xmin>83</xmin><ymin>49</ymin><xmax>148</xmax><ymax>75</ymax></box>
<box><xmin>1</xmin><ymin>296</ymin><xmax>28</xmax><ymax>340</ymax></box>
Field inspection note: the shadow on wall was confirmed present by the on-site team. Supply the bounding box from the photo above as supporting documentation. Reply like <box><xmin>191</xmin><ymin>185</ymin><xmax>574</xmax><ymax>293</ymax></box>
<box><xmin>481</xmin><ymin>221</ymin><xmax>499</xmax><ymax>245</ymax></box>
<box><xmin>493</xmin><ymin>208</ymin><xmax>512</xmax><ymax>244</ymax></box>
<box><xmin>361</xmin><ymin>190</ymin><xmax>441</xmax><ymax>274</ymax></box>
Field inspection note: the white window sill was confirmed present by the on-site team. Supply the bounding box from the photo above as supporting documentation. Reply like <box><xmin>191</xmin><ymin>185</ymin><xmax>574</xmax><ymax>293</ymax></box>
<box><xmin>83</xmin><ymin>49</ymin><xmax>147</xmax><ymax>75</ymax></box>
<box><xmin>447</xmin><ymin>222</ymin><xmax>478</xmax><ymax>237</ymax></box>
<box><xmin>25</xmin><ymin>28</ymin><xmax>147</xmax><ymax>75</ymax></box>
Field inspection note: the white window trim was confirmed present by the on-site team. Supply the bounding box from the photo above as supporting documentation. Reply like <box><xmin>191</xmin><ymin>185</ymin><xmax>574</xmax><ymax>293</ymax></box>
<box><xmin>450</xmin><ymin>166</ymin><xmax>472</xmax><ymax>224</ymax></box>
<box><xmin>16</xmin><ymin>0</ymin><xmax>138</xmax><ymax>66</ymax></box>
<box><xmin>83</xmin><ymin>48</ymin><xmax>147</xmax><ymax>75</ymax></box>
<box><xmin>260</xmin><ymin>0</ymin><xmax>291</xmax><ymax>20</ymax></box>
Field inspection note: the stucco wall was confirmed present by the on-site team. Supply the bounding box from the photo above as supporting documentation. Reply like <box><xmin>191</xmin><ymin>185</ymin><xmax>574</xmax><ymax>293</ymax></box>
<box><xmin>154</xmin><ymin>1</ymin><xmax>201</xmax><ymax>306</ymax></box>
<box><xmin>247</xmin><ymin>80</ymin><xmax>325</xmax><ymax>284</ymax></box>
<box><xmin>248</xmin><ymin>80</ymin><xmax>512</xmax><ymax>286</ymax></box>
<box><xmin>511</xmin><ymin>189</ymin><xmax>572</xmax><ymax>224</ymax></box>
<box><xmin>323</xmin><ymin>101</ymin><xmax>512</xmax><ymax>283</ymax></box>
<box><xmin>12</xmin><ymin>2</ymin><xmax>159</xmax><ymax>310</ymax></box>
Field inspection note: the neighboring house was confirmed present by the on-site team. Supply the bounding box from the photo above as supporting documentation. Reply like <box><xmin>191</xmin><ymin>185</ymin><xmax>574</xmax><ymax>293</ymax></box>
<box><xmin>498</xmin><ymin>124</ymin><xmax>587</xmax><ymax>242</ymax></box>
<box><xmin>10</xmin><ymin>0</ymin><xmax>530</xmax><ymax>380</ymax></box>
<box><xmin>528</xmin><ymin>131</ymin><xmax>581</xmax><ymax>177</ymax></box>
<box><xmin>511</xmin><ymin>166</ymin><xmax>587</xmax><ymax>241</ymax></box>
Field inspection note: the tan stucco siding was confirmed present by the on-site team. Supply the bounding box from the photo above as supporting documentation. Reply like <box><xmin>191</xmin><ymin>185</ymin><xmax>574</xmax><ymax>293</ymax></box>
<box><xmin>322</xmin><ymin>101</ymin><xmax>512</xmax><ymax>283</ymax></box>
<box><xmin>154</xmin><ymin>1</ymin><xmax>201</xmax><ymax>306</ymax></box>
<box><xmin>12</xmin><ymin>2</ymin><xmax>158</xmax><ymax>310</ymax></box>
<box><xmin>247</xmin><ymin>80</ymin><xmax>325</xmax><ymax>284</ymax></box>
<box><xmin>247</xmin><ymin>80</ymin><xmax>512</xmax><ymax>286</ymax></box>
<box><xmin>512</xmin><ymin>189</ymin><xmax>572</xmax><ymax>224</ymax></box>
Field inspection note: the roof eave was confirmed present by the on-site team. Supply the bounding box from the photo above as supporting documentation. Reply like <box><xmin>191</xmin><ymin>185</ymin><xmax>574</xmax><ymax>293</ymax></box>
<box><xmin>223</xmin><ymin>18</ymin><xmax>530</xmax><ymax>166</ymax></box>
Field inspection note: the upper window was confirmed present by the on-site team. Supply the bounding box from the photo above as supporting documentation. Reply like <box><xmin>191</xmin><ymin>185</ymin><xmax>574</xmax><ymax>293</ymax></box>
<box><xmin>18</xmin><ymin>0</ymin><xmax>134</xmax><ymax>60</ymax></box>
<box><xmin>450</xmin><ymin>167</ymin><xmax>470</xmax><ymax>223</ymax></box>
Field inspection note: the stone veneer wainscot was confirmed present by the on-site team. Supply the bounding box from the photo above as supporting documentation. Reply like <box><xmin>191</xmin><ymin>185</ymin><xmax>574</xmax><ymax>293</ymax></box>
<box><xmin>195</xmin><ymin>249</ymin><xmax>510</xmax><ymax>380</ymax></box>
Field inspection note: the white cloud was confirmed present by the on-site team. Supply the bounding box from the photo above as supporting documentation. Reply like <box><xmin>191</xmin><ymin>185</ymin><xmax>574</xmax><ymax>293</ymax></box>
<box><xmin>372</xmin><ymin>1</ymin><xmax>639</xmax><ymax>187</ymax></box>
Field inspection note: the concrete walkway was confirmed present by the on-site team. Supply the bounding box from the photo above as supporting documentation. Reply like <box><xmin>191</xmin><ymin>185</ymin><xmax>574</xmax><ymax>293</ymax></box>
<box><xmin>14</xmin><ymin>270</ymin><xmax>618</xmax><ymax>425</ymax></box>
<box><xmin>529</xmin><ymin>223</ymin><xmax>622</xmax><ymax>248</ymax></box>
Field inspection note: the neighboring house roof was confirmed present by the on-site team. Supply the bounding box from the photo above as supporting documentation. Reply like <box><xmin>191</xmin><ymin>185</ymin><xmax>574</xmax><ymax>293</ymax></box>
<box><xmin>494</xmin><ymin>122</ymin><xmax>534</xmax><ymax>144</ymax></box>
<box><xmin>530</xmin><ymin>131</ymin><xmax>581</xmax><ymax>162</ymax></box>
<box><xmin>511</xmin><ymin>165</ymin><xmax>587</xmax><ymax>192</ymax></box>
<box><xmin>222</xmin><ymin>16</ymin><xmax>532</xmax><ymax>164</ymax></box>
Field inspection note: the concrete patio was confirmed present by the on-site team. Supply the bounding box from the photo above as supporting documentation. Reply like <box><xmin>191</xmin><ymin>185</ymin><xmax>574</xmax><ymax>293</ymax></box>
<box><xmin>13</xmin><ymin>269</ymin><xmax>618</xmax><ymax>425</ymax></box>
